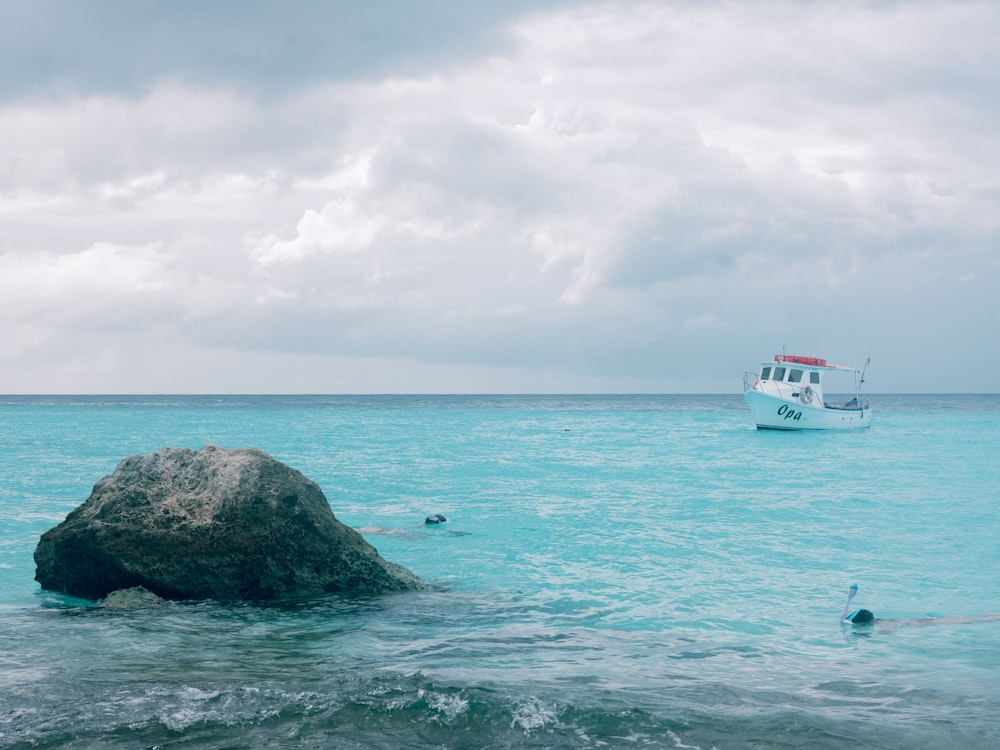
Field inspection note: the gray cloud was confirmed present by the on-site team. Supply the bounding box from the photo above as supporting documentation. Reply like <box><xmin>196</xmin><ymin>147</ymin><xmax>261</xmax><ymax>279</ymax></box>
<box><xmin>0</xmin><ymin>0</ymin><xmax>573</xmax><ymax>100</ymax></box>
<box><xmin>1</xmin><ymin>0</ymin><xmax>998</xmax><ymax>392</ymax></box>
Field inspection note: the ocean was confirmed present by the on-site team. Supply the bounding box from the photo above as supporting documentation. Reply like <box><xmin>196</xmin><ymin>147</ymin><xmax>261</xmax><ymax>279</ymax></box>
<box><xmin>1</xmin><ymin>394</ymin><xmax>998</xmax><ymax>749</ymax></box>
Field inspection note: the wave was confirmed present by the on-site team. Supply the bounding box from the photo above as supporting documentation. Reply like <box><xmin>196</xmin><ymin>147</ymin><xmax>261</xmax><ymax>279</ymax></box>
<box><xmin>5</xmin><ymin>668</ymin><xmax>999</xmax><ymax>750</ymax></box>
<box><xmin>3</xmin><ymin>671</ymin><xmax>675</xmax><ymax>749</ymax></box>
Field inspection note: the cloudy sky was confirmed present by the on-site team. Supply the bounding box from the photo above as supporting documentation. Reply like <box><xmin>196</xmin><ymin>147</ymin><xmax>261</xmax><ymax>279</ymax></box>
<box><xmin>2</xmin><ymin>0</ymin><xmax>997</xmax><ymax>393</ymax></box>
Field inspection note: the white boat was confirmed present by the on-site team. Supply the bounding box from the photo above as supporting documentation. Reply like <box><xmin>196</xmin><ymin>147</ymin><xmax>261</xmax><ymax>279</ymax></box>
<box><xmin>743</xmin><ymin>354</ymin><xmax>872</xmax><ymax>430</ymax></box>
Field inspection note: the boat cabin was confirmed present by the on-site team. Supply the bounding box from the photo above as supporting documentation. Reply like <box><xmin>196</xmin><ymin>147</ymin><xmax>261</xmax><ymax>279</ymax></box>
<box><xmin>749</xmin><ymin>354</ymin><xmax>867</xmax><ymax>411</ymax></box>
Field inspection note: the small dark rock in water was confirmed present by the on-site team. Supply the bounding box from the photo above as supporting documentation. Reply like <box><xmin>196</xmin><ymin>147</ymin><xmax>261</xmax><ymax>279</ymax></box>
<box><xmin>425</xmin><ymin>514</ymin><xmax>448</xmax><ymax>525</ymax></box>
<box><xmin>34</xmin><ymin>446</ymin><xmax>423</xmax><ymax>602</ymax></box>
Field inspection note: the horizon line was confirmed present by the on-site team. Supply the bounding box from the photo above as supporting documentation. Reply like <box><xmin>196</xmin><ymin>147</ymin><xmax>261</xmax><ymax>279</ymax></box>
<box><xmin>1</xmin><ymin>392</ymin><xmax>997</xmax><ymax>398</ymax></box>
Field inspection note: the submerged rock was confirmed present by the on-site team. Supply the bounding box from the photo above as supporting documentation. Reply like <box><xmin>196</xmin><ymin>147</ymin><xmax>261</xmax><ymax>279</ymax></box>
<box><xmin>100</xmin><ymin>586</ymin><xmax>166</xmax><ymax>609</ymax></box>
<box><xmin>34</xmin><ymin>446</ymin><xmax>423</xmax><ymax>602</ymax></box>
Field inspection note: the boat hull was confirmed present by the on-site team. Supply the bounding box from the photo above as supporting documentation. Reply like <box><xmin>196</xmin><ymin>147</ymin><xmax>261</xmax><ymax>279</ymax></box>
<box><xmin>744</xmin><ymin>390</ymin><xmax>872</xmax><ymax>431</ymax></box>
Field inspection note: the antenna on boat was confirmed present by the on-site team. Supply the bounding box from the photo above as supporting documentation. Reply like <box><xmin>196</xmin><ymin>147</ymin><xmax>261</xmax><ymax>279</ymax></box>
<box><xmin>859</xmin><ymin>348</ymin><xmax>871</xmax><ymax>387</ymax></box>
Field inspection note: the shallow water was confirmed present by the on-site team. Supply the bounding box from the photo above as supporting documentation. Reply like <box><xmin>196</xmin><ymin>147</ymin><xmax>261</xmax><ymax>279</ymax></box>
<box><xmin>1</xmin><ymin>394</ymin><xmax>998</xmax><ymax>748</ymax></box>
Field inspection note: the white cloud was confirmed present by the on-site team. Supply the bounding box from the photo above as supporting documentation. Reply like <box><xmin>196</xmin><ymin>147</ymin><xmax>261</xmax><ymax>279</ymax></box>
<box><xmin>0</xmin><ymin>242</ymin><xmax>169</xmax><ymax>310</ymax></box>
<box><xmin>250</xmin><ymin>198</ymin><xmax>381</xmax><ymax>264</ymax></box>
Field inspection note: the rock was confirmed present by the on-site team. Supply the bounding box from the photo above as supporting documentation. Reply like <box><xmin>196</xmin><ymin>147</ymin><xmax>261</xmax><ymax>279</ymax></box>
<box><xmin>100</xmin><ymin>586</ymin><xmax>166</xmax><ymax>609</ymax></box>
<box><xmin>34</xmin><ymin>446</ymin><xmax>423</xmax><ymax>602</ymax></box>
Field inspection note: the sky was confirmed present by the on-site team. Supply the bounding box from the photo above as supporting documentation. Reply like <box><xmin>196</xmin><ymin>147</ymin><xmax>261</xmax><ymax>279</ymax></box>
<box><xmin>1</xmin><ymin>0</ymin><xmax>997</xmax><ymax>394</ymax></box>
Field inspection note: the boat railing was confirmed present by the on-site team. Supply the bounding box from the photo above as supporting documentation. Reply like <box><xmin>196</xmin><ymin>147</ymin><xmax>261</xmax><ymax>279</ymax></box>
<box><xmin>744</xmin><ymin>373</ymin><xmax>802</xmax><ymax>400</ymax></box>
<box><xmin>746</xmin><ymin>375</ymin><xmax>799</xmax><ymax>400</ymax></box>
<box><xmin>822</xmin><ymin>397</ymin><xmax>870</xmax><ymax>411</ymax></box>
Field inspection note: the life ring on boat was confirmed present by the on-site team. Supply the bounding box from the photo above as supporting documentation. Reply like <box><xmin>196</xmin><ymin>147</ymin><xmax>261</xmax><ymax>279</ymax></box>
<box><xmin>800</xmin><ymin>386</ymin><xmax>814</xmax><ymax>404</ymax></box>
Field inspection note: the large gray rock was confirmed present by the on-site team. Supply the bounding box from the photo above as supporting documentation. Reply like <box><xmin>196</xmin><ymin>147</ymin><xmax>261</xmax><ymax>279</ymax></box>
<box><xmin>34</xmin><ymin>446</ymin><xmax>422</xmax><ymax>601</ymax></box>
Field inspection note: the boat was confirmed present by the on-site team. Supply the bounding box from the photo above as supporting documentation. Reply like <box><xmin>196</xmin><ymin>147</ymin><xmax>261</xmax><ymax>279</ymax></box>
<box><xmin>743</xmin><ymin>353</ymin><xmax>872</xmax><ymax>430</ymax></box>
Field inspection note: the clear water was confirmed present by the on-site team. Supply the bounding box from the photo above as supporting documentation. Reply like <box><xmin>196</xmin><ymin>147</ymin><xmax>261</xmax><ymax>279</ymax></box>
<box><xmin>1</xmin><ymin>394</ymin><xmax>998</xmax><ymax>749</ymax></box>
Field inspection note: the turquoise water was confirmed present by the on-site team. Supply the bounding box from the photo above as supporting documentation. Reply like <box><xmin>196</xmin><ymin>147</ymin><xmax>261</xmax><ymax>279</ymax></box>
<box><xmin>1</xmin><ymin>394</ymin><xmax>998</xmax><ymax>749</ymax></box>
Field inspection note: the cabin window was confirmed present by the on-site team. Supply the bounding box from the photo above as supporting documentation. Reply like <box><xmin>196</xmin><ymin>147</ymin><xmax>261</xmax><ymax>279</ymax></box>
<box><xmin>772</xmin><ymin>367</ymin><xmax>786</xmax><ymax>381</ymax></box>
<box><xmin>760</xmin><ymin>366</ymin><xmax>772</xmax><ymax>380</ymax></box>
<box><xmin>788</xmin><ymin>369</ymin><xmax>803</xmax><ymax>383</ymax></box>
<box><xmin>810</xmin><ymin>372</ymin><xmax>820</xmax><ymax>384</ymax></box>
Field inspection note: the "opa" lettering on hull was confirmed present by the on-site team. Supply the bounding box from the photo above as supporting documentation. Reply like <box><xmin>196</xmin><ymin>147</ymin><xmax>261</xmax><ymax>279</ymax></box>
<box><xmin>777</xmin><ymin>404</ymin><xmax>802</xmax><ymax>421</ymax></box>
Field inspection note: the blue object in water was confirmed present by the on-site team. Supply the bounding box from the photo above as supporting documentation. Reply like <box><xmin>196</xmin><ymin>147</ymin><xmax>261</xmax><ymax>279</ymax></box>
<box><xmin>842</xmin><ymin>583</ymin><xmax>875</xmax><ymax>624</ymax></box>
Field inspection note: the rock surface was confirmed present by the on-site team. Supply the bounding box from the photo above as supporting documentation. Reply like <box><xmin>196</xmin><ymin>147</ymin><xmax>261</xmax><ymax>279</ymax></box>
<box><xmin>34</xmin><ymin>446</ymin><xmax>423</xmax><ymax>601</ymax></box>
<box><xmin>100</xmin><ymin>586</ymin><xmax>167</xmax><ymax>609</ymax></box>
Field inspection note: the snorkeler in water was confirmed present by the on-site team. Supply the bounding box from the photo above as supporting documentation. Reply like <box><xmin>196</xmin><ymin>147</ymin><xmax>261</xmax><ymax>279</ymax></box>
<box><xmin>841</xmin><ymin>583</ymin><xmax>1000</xmax><ymax>628</ymax></box>
<box><xmin>841</xmin><ymin>583</ymin><xmax>875</xmax><ymax>624</ymax></box>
